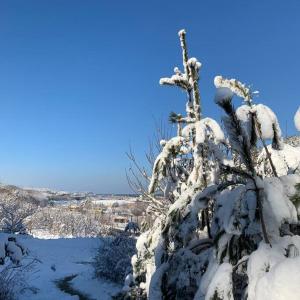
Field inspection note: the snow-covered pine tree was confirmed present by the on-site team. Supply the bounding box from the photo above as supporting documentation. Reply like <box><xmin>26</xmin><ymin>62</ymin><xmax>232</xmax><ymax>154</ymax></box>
<box><xmin>210</xmin><ymin>78</ymin><xmax>300</xmax><ymax>299</ymax></box>
<box><xmin>125</xmin><ymin>30</ymin><xmax>300</xmax><ymax>300</ymax></box>
<box><xmin>125</xmin><ymin>29</ymin><xmax>228</xmax><ymax>299</ymax></box>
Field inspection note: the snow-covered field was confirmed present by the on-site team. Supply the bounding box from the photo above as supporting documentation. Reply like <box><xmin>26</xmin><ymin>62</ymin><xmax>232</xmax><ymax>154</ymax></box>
<box><xmin>51</xmin><ymin>198</ymin><xmax>137</xmax><ymax>207</ymax></box>
<box><xmin>11</xmin><ymin>233</ymin><xmax>120</xmax><ymax>300</ymax></box>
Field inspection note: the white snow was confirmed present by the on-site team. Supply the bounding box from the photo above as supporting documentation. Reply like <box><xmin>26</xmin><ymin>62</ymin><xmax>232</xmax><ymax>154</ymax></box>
<box><xmin>159</xmin><ymin>74</ymin><xmax>188</xmax><ymax>87</ymax></box>
<box><xmin>149</xmin><ymin>263</ymin><xmax>169</xmax><ymax>300</ymax></box>
<box><xmin>257</xmin><ymin>144</ymin><xmax>300</xmax><ymax>177</ymax></box>
<box><xmin>149</xmin><ymin>136</ymin><xmax>185</xmax><ymax>193</ymax></box>
<box><xmin>199</xmin><ymin>118</ymin><xmax>225</xmax><ymax>143</ymax></box>
<box><xmin>247</xmin><ymin>236</ymin><xmax>300</xmax><ymax>300</ymax></box>
<box><xmin>236</xmin><ymin>104</ymin><xmax>253</xmax><ymax>142</ymax></box>
<box><xmin>294</xmin><ymin>106</ymin><xmax>300</xmax><ymax>131</ymax></box>
<box><xmin>236</xmin><ymin>103</ymin><xmax>282</xmax><ymax>143</ymax></box>
<box><xmin>182</xmin><ymin>123</ymin><xmax>195</xmax><ymax>138</ymax></box>
<box><xmin>205</xmin><ymin>263</ymin><xmax>233</xmax><ymax>300</ymax></box>
<box><xmin>214</xmin><ymin>87</ymin><xmax>234</xmax><ymax>105</ymax></box>
<box><xmin>195</xmin><ymin>122</ymin><xmax>205</xmax><ymax>143</ymax></box>
<box><xmin>7</xmin><ymin>234</ymin><xmax>121</xmax><ymax>300</ymax></box>
<box><xmin>214</xmin><ymin>186</ymin><xmax>248</xmax><ymax>235</ymax></box>
<box><xmin>6</xmin><ymin>240</ymin><xmax>23</xmax><ymax>263</ymax></box>
<box><xmin>182</xmin><ymin>118</ymin><xmax>224</xmax><ymax>144</ymax></box>
<box><xmin>254</xmin><ymin>104</ymin><xmax>282</xmax><ymax>140</ymax></box>
<box><xmin>214</xmin><ymin>76</ymin><xmax>251</xmax><ymax>102</ymax></box>
<box><xmin>262</xmin><ymin>175</ymin><xmax>299</xmax><ymax>238</ymax></box>
<box><xmin>178</xmin><ymin>29</ymin><xmax>186</xmax><ymax>37</ymax></box>
<box><xmin>187</xmin><ymin>57</ymin><xmax>202</xmax><ymax>70</ymax></box>
<box><xmin>254</xmin><ymin>256</ymin><xmax>300</xmax><ymax>300</ymax></box>
<box><xmin>195</xmin><ymin>259</ymin><xmax>218</xmax><ymax>299</ymax></box>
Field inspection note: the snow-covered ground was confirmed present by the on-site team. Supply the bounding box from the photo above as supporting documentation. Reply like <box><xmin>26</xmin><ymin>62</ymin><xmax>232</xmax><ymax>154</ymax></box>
<box><xmin>51</xmin><ymin>198</ymin><xmax>137</xmax><ymax>207</ymax></box>
<box><xmin>12</xmin><ymin>233</ymin><xmax>120</xmax><ymax>300</ymax></box>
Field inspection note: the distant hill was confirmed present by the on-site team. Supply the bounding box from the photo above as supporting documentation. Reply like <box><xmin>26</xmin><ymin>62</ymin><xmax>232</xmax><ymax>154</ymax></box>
<box><xmin>0</xmin><ymin>184</ymin><xmax>138</xmax><ymax>206</ymax></box>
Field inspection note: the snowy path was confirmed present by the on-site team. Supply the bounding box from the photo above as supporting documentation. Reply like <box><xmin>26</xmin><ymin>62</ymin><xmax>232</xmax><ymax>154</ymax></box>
<box><xmin>16</xmin><ymin>235</ymin><xmax>120</xmax><ymax>300</ymax></box>
<box><xmin>55</xmin><ymin>274</ymin><xmax>93</xmax><ymax>300</ymax></box>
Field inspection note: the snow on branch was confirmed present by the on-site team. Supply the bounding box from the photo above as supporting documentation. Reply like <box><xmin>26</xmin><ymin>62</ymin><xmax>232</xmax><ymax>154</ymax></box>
<box><xmin>214</xmin><ymin>76</ymin><xmax>253</xmax><ymax>103</ymax></box>
<box><xmin>254</xmin><ymin>104</ymin><xmax>283</xmax><ymax>149</ymax></box>
<box><xmin>215</xmin><ymin>87</ymin><xmax>234</xmax><ymax>106</ymax></box>
<box><xmin>294</xmin><ymin>106</ymin><xmax>300</xmax><ymax>131</ymax></box>
<box><xmin>236</xmin><ymin>104</ymin><xmax>283</xmax><ymax>149</ymax></box>
<box><xmin>148</xmin><ymin>137</ymin><xmax>186</xmax><ymax>194</ymax></box>
<box><xmin>178</xmin><ymin>29</ymin><xmax>190</xmax><ymax>80</ymax></box>
<box><xmin>159</xmin><ymin>73</ymin><xmax>190</xmax><ymax>90</ymax></box>
<box><xmin>196</xmin><ymin>118</ymin><xmax>225</xmax><ymax>144</ymax></box>
<box><xmin>159</xmin><ymin>30</ymin><xmax>202</xmax><ymax>121</ymax></box>
<box><xmin>187</xmin><ymin>57</ymin><xmax>201</xmax><ymax>72</ymax></box>
<box><xmin>215</xmin><ymin>95</ymin><xmax>255</xmax><ymax>173</ymax></box>
<box><xmin>215</xmin><ymin>76</ymin><xmax>283</xmax><ymax>150</ymax></box>
<box><xmin>254</xmin><ymin>104</ymin><xmax>281</xmax><ymax>139</ymax></box>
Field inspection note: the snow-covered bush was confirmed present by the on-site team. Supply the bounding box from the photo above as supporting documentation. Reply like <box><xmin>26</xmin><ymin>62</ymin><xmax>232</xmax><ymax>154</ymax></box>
<box><xmin>0</xmin><ymin>268</ymin><xmax>16</xmax><ymax>300</ymax></box>
<box><xmin>126</xmin><ymin>29</ymin><xmax>300</xmax><ymax>300</ymax></box>
<box><xmin>0</xmin><ymin>186</ymin><xmax>36</xmax><ymax>234</ymax></box>
<box><xmin>0</xmin><ymin>261</ymin><xmax>29</xmax><ymax>300</ymax></box>
<box><xmin>0</xmin><ymin>236</ymin><xmax>27</xmax><ymax>266</ymax></box>
<box><xmin>30</xmin><ymin>206</ymin><xmax>113</xmax><ymax>237</ymax></box>
<box><xmin>0</xmin><ymin>235</ymin><xmax>28</xmax><ymax>300</ymax></box>
<box><xmin>125</xmin><ymin>221</ymin><xmax>140</xmax><ymax>234</ymax></box>
<box><xmin>94</xmin><ymin>234</ymin><xmax>136</xmax><ymax>284</ymax></box>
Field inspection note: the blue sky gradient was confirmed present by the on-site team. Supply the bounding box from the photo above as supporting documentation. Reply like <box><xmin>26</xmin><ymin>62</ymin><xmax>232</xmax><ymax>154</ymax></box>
<box><xmin>0</xmin><ymin>1</ymin><xmax>299</xmax><ymax>193</ymax></box>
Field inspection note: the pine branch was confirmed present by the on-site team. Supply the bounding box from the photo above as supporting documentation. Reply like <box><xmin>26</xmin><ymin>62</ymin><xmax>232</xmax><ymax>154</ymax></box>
<box><xmin>216</xmin><ymin>97</ymin><xmax>255</xmax><ymax>174</ymax></box>
<box><xmin>178</xmin><ymin>29</ymin><xmax>190</xmax><ymax>83</ymax></box>
<box><xmin>168</xmin><ymin>112</ymin><xmax>183</xmax><ymax>124</ymax></box>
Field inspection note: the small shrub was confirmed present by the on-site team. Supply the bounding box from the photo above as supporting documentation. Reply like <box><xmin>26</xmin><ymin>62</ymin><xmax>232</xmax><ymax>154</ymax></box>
<box><xmin>94</xmin><ymin>235</ymin><xmax>136</xmax><ymax>284</ymax></box>
<box><xmin>0</xmin><ymin>266</ymin><xmax>18</xmax><ymax>300</ymax></box>
<box><xmin>0</xmin><ymin>236</ymin><xmax>29</xmax><ymax>300</ymax></box>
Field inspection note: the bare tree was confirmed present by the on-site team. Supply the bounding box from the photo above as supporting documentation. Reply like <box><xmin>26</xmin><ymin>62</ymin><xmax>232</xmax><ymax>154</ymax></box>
<box><xmin>0</xmin><ymin>188</ymin><xmax>36</xmax><ymax>234</ymax></box>
<box><xmin>126</xmin><ymin>121</ymin><xmax>175</xmax><ymax>218</ymax></box>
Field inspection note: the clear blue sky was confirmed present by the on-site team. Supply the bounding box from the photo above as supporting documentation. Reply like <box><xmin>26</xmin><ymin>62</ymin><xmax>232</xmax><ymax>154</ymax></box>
<box><xmin>0</xmin><ymin>1</ymin><xmax>299</xmax><ymax>193</ymax></box>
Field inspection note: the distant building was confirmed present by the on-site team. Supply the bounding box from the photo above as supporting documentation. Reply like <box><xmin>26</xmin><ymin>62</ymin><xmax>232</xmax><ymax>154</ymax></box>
<box><xmin>113</xmin><ymin>216</ymin><xmax>128</xmax><ymax>224</ymax></box>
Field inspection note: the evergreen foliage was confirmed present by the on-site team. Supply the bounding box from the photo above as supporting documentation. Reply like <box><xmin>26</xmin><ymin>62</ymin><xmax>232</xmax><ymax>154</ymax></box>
<box><xmin>126</xmin><ymin>30</ymin><xmax>300</xmax><ymax>300</ymax></box>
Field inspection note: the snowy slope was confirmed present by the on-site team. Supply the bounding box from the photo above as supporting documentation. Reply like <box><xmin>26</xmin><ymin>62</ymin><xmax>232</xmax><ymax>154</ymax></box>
<box><xmin>10</xmin><ymin>234</ymin><xmax>120</xmax><ymax>300</ymax></box>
